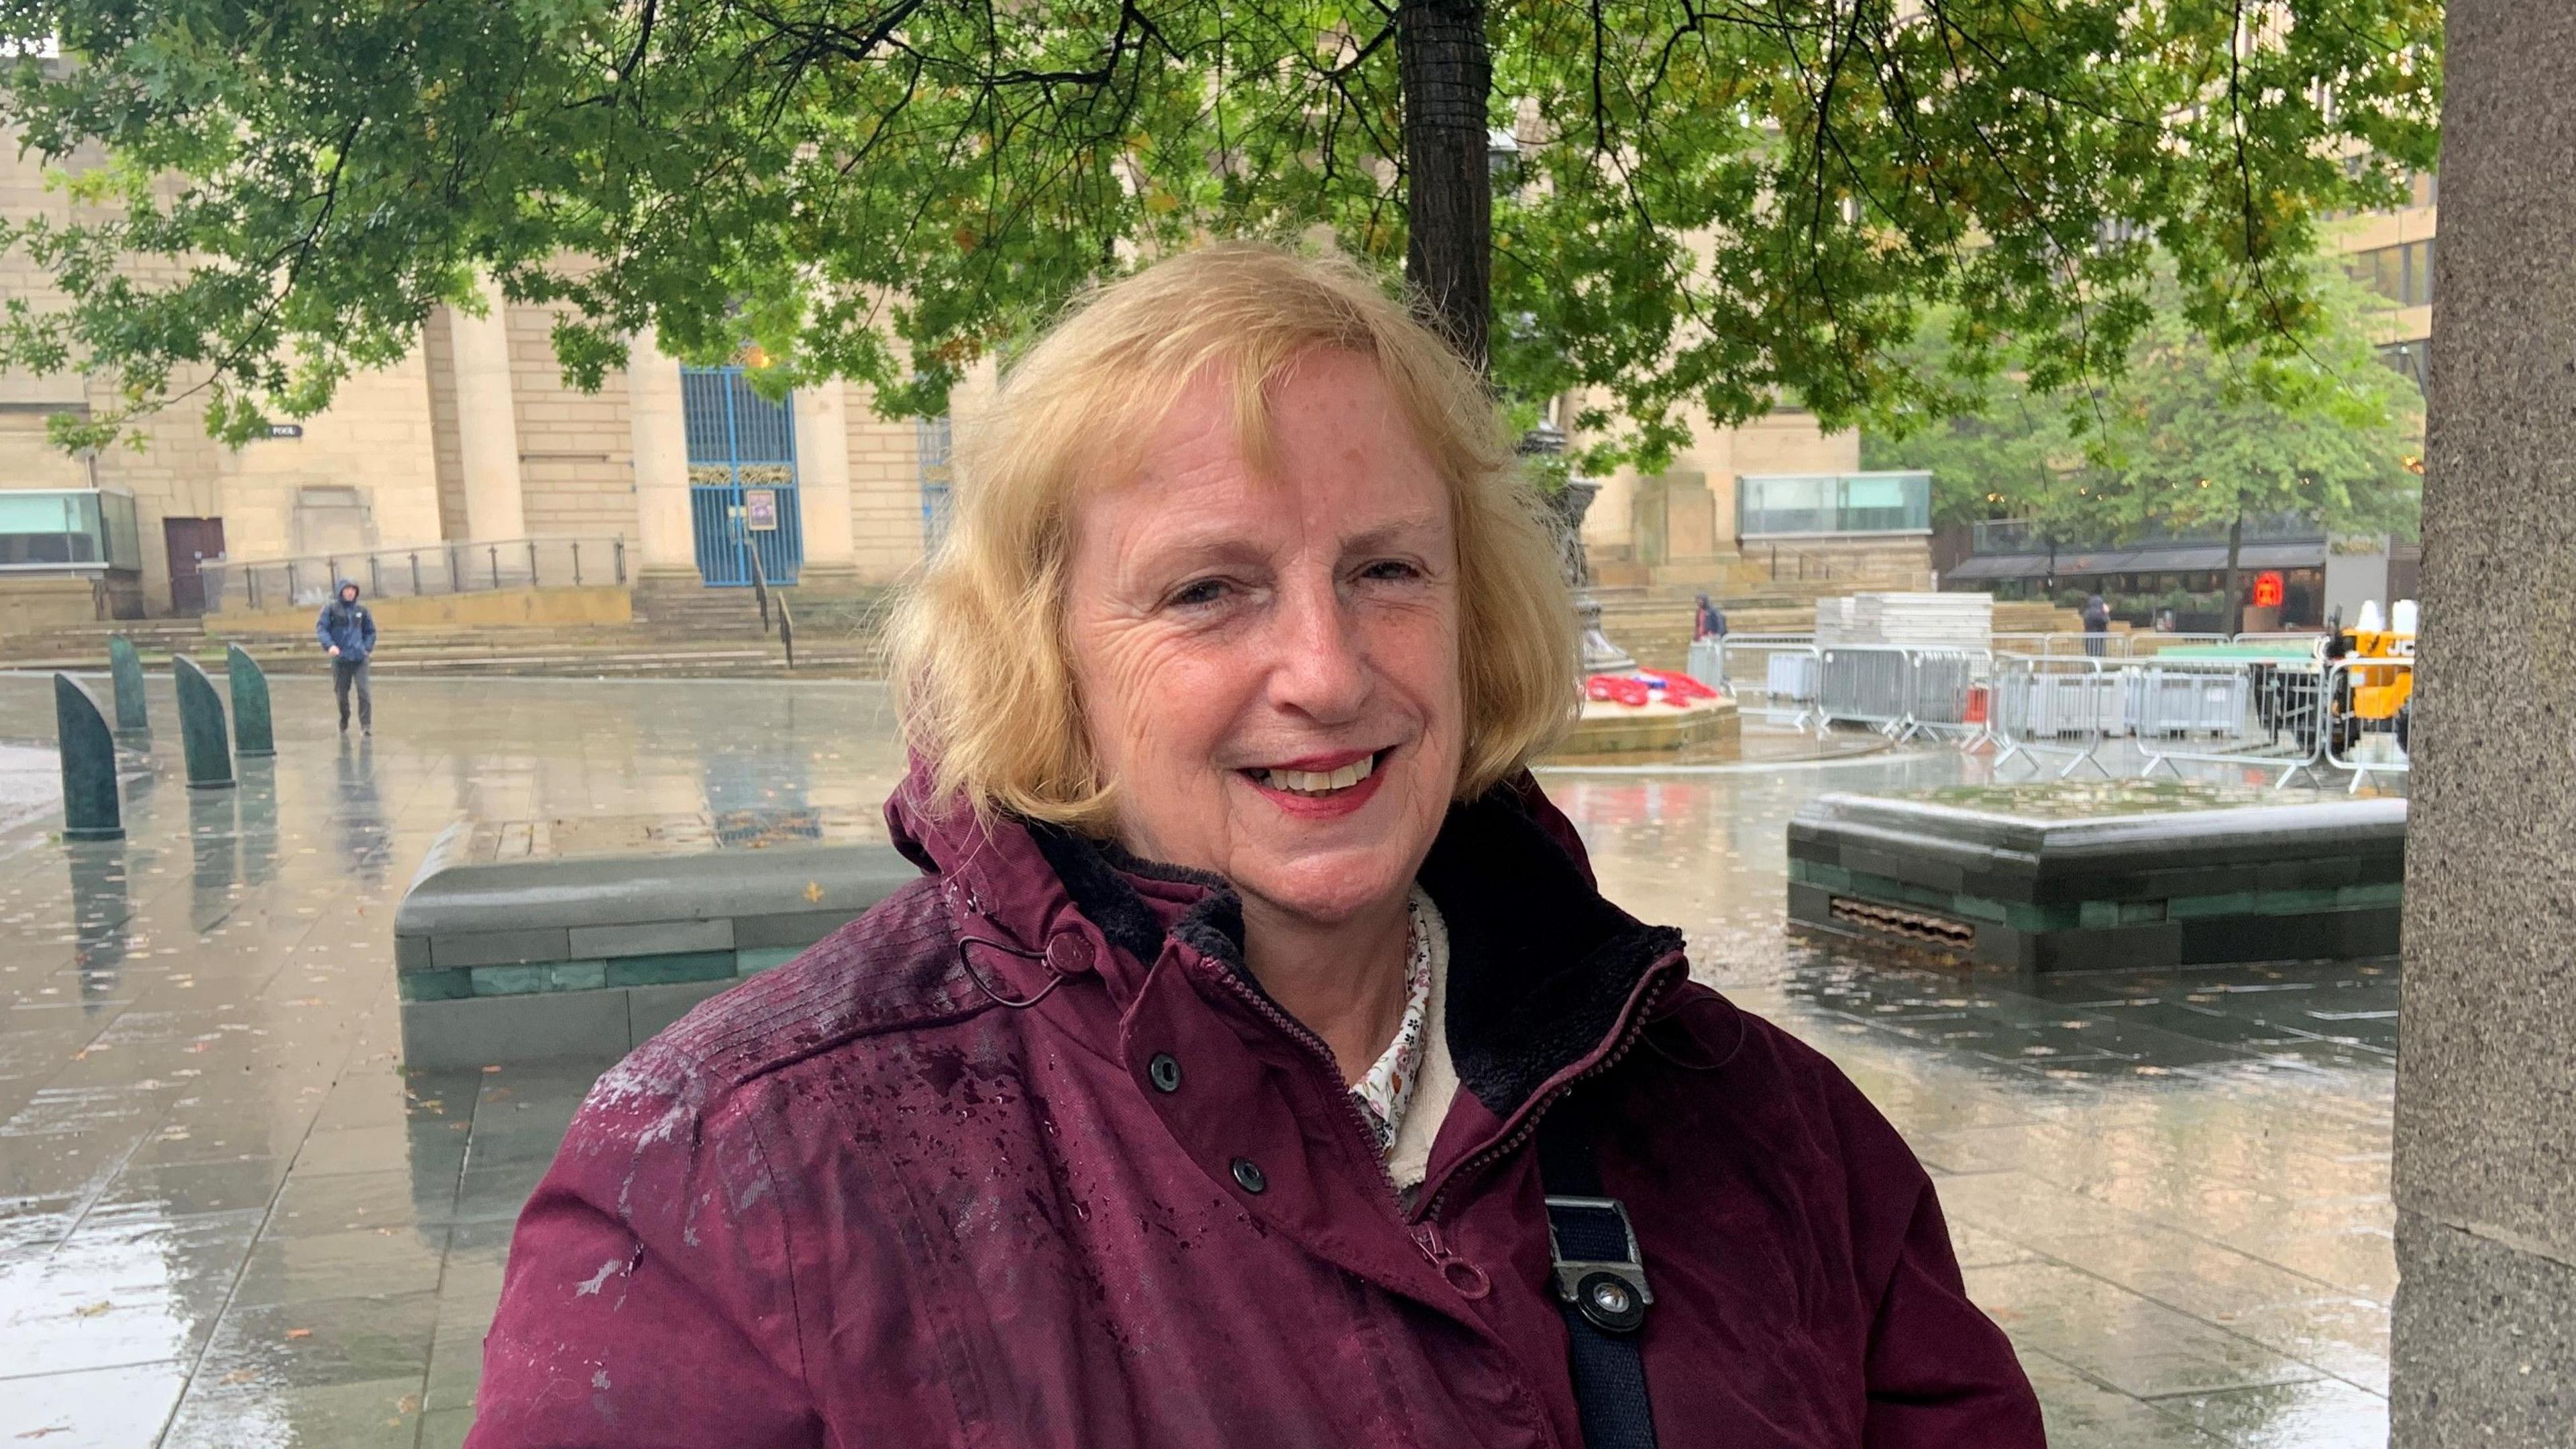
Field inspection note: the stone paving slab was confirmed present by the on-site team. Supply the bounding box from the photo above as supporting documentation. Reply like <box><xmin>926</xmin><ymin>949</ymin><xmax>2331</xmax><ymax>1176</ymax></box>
<box><xmin>0</xmin><ymin>675</ymin><xmax>2399</xmax><ymax>1446</ymax></box>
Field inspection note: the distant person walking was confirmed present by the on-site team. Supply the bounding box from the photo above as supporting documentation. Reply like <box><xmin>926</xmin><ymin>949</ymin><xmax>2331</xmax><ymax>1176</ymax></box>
<box><xmin>315</xmin><ymin>580</ymin><xmax>376</xmax><ymax>735</ymax></box>
<box><xmin>1695</xmin><ymin>591</ymin><xmax>1729</xmax><ymax>641</ymax></box>
<box><xmin>2082</xmin><ymin>592</ymin><xmax>2111</xmax><ymax>657</ymax></box>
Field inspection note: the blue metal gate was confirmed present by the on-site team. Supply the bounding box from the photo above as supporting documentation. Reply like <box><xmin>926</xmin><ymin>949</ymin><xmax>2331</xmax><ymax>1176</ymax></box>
<box><xmin>683</xmin><ymin>366</ymin><xmax>803</xmax><ymax>586</ymax></box>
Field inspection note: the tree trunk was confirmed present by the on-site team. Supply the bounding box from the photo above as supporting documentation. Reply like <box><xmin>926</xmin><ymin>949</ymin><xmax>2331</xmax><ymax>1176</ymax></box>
<box><xmin>2220</xmin><ymin>508</ymin><xmax>2244</xmax><ymax>636</ymax></box>
<box><xmin>1396</xmin><ymin>0</ymin><xmax>1492</xmax><ymax>371</ymax></box>
<box><xmin>2391</xmin><ymin>9</ymin><xmax>2576</xmax><ymax>1444</ymax></box>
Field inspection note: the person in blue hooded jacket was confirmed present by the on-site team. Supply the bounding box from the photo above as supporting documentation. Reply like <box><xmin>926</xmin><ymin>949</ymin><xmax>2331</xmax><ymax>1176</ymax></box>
<box><xmin>314</xmin><ymin>580</ymin><xmax>376</xmax><ymax>735</ymax></box>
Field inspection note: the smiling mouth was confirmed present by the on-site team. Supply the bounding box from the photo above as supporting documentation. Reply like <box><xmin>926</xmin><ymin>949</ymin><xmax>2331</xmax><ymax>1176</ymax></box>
<box><xmin>1245</xmin><ymin>749</ymin><xmax>1389</xmax><ymax>798</ymax></box>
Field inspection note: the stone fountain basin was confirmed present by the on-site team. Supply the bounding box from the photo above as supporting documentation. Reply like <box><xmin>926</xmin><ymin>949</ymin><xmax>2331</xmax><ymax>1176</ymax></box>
<box><xmin>1546</xmin><ymin>694</ymin><xmax>1741</xmax><ymax>765</ymax></box>
<box><xmin>1787</xmin><ymin>780</ymin><xmax>2404</xmax><ymax>972</ymax></box>
<box><xmin>393</xmin><ymin>811</ymin><xmax>915</xmax><ymax>1068</ymax></box>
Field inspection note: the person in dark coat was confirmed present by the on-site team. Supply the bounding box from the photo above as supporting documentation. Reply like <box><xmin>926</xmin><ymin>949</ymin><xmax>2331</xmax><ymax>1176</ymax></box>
<box><xmin>469</xmin><ymin>245</ymin><xmax>2041</xmax><ymax>1449</ymax></box>
<box><xmin>2081</xmin><ymin>592</ymin><xmax>2111</xmax><ymax>657</ymax></box>
<box><xmin>1694</xmin><ymin>590</ymin><xmax>1728</xmax><ymax>641</ymax></box>
<box><xmin>313</xmin><ymin>579</ymin><xmax>376</xmax><ymax>735</ymax></box>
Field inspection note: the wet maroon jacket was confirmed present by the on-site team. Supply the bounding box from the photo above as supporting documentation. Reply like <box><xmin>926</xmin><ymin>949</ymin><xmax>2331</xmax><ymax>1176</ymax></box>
<box><xmin>469</xmin><ymin>776</ymin><xmax>2041</xmax><ymax>1448</ymax></box>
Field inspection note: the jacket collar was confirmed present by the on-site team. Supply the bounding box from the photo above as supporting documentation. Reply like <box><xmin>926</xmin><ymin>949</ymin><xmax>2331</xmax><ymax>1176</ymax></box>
<box><xmin>883</xmin><ymin>759</ymin><xmax>1684</xmax><ymax>1122</ymax></box>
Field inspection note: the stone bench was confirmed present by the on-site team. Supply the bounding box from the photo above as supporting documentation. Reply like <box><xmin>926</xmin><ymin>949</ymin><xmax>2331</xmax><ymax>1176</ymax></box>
<box><xmin>394</xmin><ymin>812</ymin><xmax>916</xmax><ymax>1069</ymax></box>
<box><xmin>1787</xmin><ymin>780</ymin><xmax>2405</xmax><ymax>972</ymax></box>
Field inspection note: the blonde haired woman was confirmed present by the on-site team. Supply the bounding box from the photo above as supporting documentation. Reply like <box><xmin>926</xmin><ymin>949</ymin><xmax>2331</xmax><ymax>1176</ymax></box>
<box><xmin>472</xmin><ymin>244</ymin><xmax>2041</xmax><ymax>1449</ymax></box>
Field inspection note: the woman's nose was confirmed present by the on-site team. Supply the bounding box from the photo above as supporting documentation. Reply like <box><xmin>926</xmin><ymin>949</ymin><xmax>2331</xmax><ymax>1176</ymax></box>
<box><xmin>1267</xmin><ymin>578</ymin><xmax>1369</xmax><ymax>722</ymax></box>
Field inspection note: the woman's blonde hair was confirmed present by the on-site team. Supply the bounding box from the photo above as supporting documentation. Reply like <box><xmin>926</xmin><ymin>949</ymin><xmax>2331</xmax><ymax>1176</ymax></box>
<box><xmin>885</xmin><ymin>241</ymin><xmax>1577</xmax><ymax>829</ymax></box>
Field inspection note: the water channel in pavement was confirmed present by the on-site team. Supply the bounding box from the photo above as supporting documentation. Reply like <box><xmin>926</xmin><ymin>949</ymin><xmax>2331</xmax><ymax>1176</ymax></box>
<box><xmin>0</xmin><ymin>674</ymin><xmax>2397</xmax><ymax>1447</ymax></box>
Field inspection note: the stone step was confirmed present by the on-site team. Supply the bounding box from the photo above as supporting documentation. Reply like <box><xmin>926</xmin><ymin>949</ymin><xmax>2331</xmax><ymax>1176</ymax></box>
<box><xmin>5</xmin><ymin>619</ymin><xmax>209</xmax><ymax>654</ymax></box>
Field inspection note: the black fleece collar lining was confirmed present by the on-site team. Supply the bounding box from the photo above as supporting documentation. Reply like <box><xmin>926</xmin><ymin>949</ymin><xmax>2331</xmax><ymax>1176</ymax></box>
<box><xmin>1031</xmin><ymin>826</ymin><xmax>1252</xmax><ymax>983</ymax></box>
<box><xmin>1028</xmin><ymin>788</ymin><xmax>1680</xmax><ymax>1119</ymax></box>
<box><xmin>1416</xmin><ymin>790</ymin><xmax>1683</xmax><ymax>1113</ymax></box>
<box><xmin>1028</xmin><ymin>824</ymin><xmax>1171</xmax><ymax>963</ymax></box>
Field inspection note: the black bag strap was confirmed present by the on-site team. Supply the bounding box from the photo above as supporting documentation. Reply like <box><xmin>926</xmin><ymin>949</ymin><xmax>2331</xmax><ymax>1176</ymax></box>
<box><xmin>1536</xmin><ymin>1088</ymin><xmax>1660</xmax><ymax>1449</ymax></box>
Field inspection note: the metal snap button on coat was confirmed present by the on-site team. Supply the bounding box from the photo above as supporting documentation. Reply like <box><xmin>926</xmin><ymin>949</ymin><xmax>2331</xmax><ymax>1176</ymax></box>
<box><xmin>1146</xmin><ymin>1053</ymin><xmax>1182</xmax><ymax>1093</ymax></box>
<box><xmin>1230</xmin><ymin>1157</ymin><xmax>1267</xmax><ymax>1194</ymax></box>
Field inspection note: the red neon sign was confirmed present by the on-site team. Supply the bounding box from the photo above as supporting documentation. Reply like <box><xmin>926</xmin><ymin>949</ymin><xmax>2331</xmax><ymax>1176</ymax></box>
<box><xmin>2251</xmin><ymin>571</ymin><xmax>2286</xmax><ymax>608</ymax></box>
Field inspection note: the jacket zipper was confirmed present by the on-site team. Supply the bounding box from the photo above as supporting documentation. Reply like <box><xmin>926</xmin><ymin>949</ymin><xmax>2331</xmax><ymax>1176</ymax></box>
<box><xmin>1210</xmin><ymin>962</ymin><xmax>1489</xmax><ymax>1295</ymax></box>
<box><xmin>1205</xmin><ymin>961</ymin><xmax>1414</xmax><ymax>1206</ymax></box>
<box><xmin>1415</xmin><ymin>960</ymin><xmax>1681</xmax><ymax>1229</ymax></box>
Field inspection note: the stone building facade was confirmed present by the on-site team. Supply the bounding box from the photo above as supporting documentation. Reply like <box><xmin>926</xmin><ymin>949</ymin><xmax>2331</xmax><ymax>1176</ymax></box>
<box><xmin>1575</xmin><ymin>394</ymin><xmax>1873</xmax><ymax>590</ymax></box>
<box><xmin>0</xmin><ymin>105</ymin><xmax>1907</xmax><ymax>629</ymax></box>
<box><xmin>0</xmin><ymin>128</ymin><xmax>937</xmax><ymax>629</ymax></box>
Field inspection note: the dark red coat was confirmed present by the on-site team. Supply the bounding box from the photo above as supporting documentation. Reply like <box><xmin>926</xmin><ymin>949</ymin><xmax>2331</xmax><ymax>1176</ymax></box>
<box><xmin>468</xmin><ymin>775</ymin><xmax>2041</xmax><ymax>1448</ymax></box>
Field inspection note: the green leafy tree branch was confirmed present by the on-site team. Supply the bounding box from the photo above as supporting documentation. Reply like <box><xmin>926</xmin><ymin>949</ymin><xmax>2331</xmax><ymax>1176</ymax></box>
<box><xmin>0</xmin><ymin>1</ymin><xmax>2441</xmax><ymax>470</ymax></box>
<box><xmin>1870</xmin><ymin>259</ymin><xmax>2423</xmax><ymax>630</ymax></box>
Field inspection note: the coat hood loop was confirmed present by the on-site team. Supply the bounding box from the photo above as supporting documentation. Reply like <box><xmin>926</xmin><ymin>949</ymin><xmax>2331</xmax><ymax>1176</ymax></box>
<box><xmin>883</xmin><ymin>751</ymin><xmax>1688</xmax><ymax>1122</ymax></box>
<box><xmin>954</xmin><ymin>933</ymin><xmax>1077</xmax><ymax>1010</ymax></box>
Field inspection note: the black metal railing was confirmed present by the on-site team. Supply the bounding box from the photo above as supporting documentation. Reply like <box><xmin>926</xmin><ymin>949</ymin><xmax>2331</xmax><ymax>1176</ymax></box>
<box><xmin>201</xmin><ymin>536</ymin><xmax>627</xmax><ymax>613</ymax></box>
<box><xmin>747</xmin><ymin>545</ymin><xmax>796</xmax><ymax>668</ymax></box>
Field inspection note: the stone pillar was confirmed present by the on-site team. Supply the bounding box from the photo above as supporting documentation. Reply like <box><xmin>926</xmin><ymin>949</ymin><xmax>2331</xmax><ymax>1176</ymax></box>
<box><xmin>625</xmin><ymin>327</ymin><xmax>698</xmax><ymax>584</ymax></box>
<box><xmin>449</xmin><ymin>276</ymin><xmax>528</xmax><ymax>542</ymax></box>
<box><xmin>790</xmin><ymin>380</ymin><xmax>860</xmax><ymax>589</ymax></box>
<box><xmin>2390</xmin><ymin>7</ymin><xmax>2576</xmax><ymax>1445</ymax></box>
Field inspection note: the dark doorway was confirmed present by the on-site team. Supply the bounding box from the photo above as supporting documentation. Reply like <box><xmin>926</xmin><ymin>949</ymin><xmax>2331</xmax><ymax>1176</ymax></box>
<box><xmin>164</xmin><ymin>517</ymin><xmax>225</xmax><ymax>614</ymax></box>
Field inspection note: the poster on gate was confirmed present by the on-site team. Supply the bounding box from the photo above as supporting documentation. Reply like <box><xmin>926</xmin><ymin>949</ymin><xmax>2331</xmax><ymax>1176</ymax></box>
<box><xmin>744</xmin><ymin>488</ymin><xmax>779</xmax><ymax>532</ymax></box>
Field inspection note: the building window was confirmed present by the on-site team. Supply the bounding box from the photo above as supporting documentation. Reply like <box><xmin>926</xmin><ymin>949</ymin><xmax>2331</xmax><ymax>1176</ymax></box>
<box><xmin>2377</xmin><ymin>338</ymin><xmax>2430</xmax><ymax>394</ymax></box>
<box><xmin>0</xmin><ymin>488</ymin><xmax>140</xmax><ymax>569</ymax></box>
<box><xmin>2348</xmin><ymin>239</ymin><xmax>2434</xmax><ymax>308</ymax></box>
<box><xmin>1738</xmin><ymin>472</ymin><xmax>1931</xmax><ymax>537</ymax></box>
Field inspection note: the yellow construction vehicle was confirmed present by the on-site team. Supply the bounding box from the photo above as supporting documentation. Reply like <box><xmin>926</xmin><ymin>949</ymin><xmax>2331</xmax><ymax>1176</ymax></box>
<box><xmin>2326</xmin><ymin>600</ymin><xmax>2416</xmax><ymax>752</ymax></box>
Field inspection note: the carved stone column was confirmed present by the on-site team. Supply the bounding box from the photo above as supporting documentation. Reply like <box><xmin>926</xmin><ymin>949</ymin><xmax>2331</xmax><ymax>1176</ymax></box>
<box><xmin>1524</xmin><ymin>419</ymin><xmax>1635</xmax><ymax>675</ymax></box>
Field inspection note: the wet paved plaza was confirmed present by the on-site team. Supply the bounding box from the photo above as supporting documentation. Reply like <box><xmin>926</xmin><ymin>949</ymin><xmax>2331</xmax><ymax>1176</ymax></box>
<box><xmin>0</xmin><ymin>674</ymin><xmax>2398</xmax><ymax>1446</ymax></box>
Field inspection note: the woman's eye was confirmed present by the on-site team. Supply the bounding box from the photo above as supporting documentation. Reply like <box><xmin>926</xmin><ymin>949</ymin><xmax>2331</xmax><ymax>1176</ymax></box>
<box><xmin>1168</xmin><ymin>578</ymin><xmax>1230</xmax><ymax>608</ymax></box>
<box><xmin>1358</xmin><ymin>559</ymin><xmax>1421</xmax><ymax>583</ymax></box>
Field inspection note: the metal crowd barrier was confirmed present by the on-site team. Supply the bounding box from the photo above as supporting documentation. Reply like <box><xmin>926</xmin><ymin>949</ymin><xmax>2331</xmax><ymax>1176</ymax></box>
<box><xmin>1896</xmin><ymin>648</ymin><xmax>1988</xmax><ymax>743</ymax></box>
<box><xmin>2127</xmin><ymin>657</ymin><xmax>2255</xmax><ymax>738</ymax></box>
<box><xmin>1686</xmin><ymin>636</ymin><xmax>1721</xmax><ymax>692</ymax></box>
<box><xmin>1808</xmin><ymin>645</ymin><xmax>1992</xmax><ymax>743</ymax></box>
<box><xmin>1697</xmin><ymin>635</ymin><xmax>1823</xmax><ymax>729</ymax></box>
<box><xmin>1988</xmin><ymin>650</ymin><xmax>2406</xmax><ymax>792</ymax></box>
<box><xmin>1818</xmin><ymin>645</ymin><xmax>1916</xmax><ymax>737</ymax></box>
<box><xmin>1988</xmin><ymin>655</ymin><xmax>2121</xmax><ymax>777</ymax></box>
<box><xmin>1683</xmin><ymin>626</ymin><xmax>2402</xmax><ymax>791</ymax></box>
<box><xmin>2129</xmin><ymin>655</ymin><xmax>2328</xmax><ymax>790</ymax></box>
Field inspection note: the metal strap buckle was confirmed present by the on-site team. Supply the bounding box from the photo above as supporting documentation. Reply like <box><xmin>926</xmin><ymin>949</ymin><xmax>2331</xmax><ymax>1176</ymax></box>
<box><xmin>1544</xmin><ymin>1194</ymin><xmax>1654</xmax><ymax>1334</ymax></box>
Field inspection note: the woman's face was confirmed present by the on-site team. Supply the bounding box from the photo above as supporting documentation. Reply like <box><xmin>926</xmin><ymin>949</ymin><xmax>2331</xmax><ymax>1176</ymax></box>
<box><xmin>1063</xmin><ymin>350</ymin><xmax>1464</xmax><ymax>930</ymax></box>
